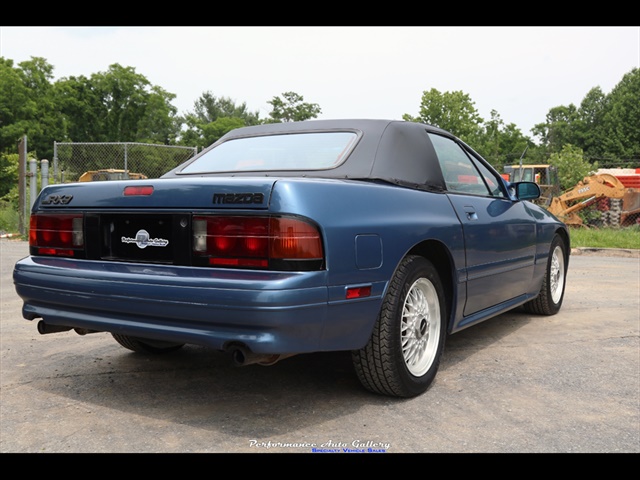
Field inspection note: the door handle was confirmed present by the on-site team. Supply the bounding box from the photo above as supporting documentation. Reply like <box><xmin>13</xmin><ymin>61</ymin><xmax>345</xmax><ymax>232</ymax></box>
<box><xmin>464</xmin><ymin>206</ymin><xmax>478</xmax><ymax>221</ymax></box>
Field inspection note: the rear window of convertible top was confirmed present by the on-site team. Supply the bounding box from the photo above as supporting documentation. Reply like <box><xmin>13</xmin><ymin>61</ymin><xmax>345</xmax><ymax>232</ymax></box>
<box><xmin>180</xmin><ymin>131</ymin><xmax>358</xmax><ymax>174</ymax></box>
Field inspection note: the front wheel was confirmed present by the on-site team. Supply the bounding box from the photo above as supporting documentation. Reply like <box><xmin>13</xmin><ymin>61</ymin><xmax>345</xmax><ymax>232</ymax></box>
<box><xmin>523</xmin><ymin>234</ymin><xmax>568</xmax><ymax>315</ymax></box>
<box><xmin>112</xmin><ymin>333</ymin><xmax>185</xmax><ymax>354</ymax></box>
<box><xmin>352</xmin><ymin>255</ymin><xmax>447</xmax><ymax>398</ymax></box>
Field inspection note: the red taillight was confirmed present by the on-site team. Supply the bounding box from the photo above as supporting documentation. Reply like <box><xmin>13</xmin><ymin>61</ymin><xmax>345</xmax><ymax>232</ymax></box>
<box><xmin>193</xmin><ymin>215</ymin><xmax>323</xmax><ymax>269</ymax></box>
<box><xmin>30</xmin><ymin>214</ymin><xmax>84</xmax><ymax>257</ymax></box>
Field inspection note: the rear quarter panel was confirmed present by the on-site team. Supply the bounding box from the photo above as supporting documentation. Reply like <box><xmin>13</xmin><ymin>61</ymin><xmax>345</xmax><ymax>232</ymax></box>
<box><xmin>269</xmin><ymin>177</ymin><xmax>465</xmax><ymax>305</ymax></box>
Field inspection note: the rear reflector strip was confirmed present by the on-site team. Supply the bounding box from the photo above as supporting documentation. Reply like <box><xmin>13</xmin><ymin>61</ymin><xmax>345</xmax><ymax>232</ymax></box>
<box><xmin>346</xmin><ymin>286</ymin><xmax>372</xmax><ymax>299</ymax></box>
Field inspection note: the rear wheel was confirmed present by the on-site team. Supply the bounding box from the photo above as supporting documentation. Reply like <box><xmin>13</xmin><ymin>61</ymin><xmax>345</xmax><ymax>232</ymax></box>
<box><xmin>111</xmin><ymin>333</ymin><xmax>185</xmax><ymax>354</ymax></box>
<box><xmin>352</xmin><ymin>255</ymin><xmax>447</xmax><ymax>398</ymax></box>
<box><xmin>524</xmin><ymin>234</ymin><xmax>567</xmax><ymax>315</ymax></box>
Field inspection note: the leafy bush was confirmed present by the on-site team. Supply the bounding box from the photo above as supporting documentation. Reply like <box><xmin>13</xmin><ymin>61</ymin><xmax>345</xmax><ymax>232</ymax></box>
<box><xmin>0</xmin><ymin>201</ymin><xmax>20</xmax><ymax>234</ymax></box>
<box><xmin>549</xmin><ymin>144</ymin><xmax>598</xmax><ymax>191</ymax></box>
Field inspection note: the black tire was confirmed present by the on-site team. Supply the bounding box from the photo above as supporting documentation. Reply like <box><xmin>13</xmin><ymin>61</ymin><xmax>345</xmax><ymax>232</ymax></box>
<box><xmin>111</xmin><ymin>333</ymin><xmax>185</xmax><ymax>354</ymax></box>
<box><xmin>352</xmin><ymin>255</ymin><xmax>447</xmax><ymax>398</ymax></box>
<box><xmin>523</xmin><ymin>234</ymin><xmax>567</xmax><ymax>315</ymax></box>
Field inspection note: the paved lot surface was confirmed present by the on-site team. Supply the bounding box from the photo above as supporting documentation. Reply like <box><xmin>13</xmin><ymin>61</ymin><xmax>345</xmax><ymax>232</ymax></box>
<box><xmin>1</xmin><ymin>239</ymin><xmax>638</xmax><ymax>453</ymax></box>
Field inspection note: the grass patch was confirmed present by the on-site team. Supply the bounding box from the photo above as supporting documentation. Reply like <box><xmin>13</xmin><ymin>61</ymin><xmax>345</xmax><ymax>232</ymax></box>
<box><xmin>569</xmin><ymin>225</ymin><xmax>640</xmax><ymax>249</ymax></box>
<box><xmin>0</xmin><ymin>202</ymin><xmax>21</xmax><ymax>234</ymax></box>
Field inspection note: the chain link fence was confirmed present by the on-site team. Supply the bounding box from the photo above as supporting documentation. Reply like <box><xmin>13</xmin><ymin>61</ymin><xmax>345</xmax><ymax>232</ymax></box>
<box><xmin>52</xmin><ymin>142</ymin><xmax>198</xmax><ymax>183</ymax></box>
<box><xmin>580</xmin><ymin>197</ymin><xmax>640</xmax><ymax>228</ymax></box>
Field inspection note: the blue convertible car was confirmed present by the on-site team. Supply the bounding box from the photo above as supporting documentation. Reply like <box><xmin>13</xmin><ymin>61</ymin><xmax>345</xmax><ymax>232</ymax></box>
<box><xmin>13</xmin><ymin>119</ymin><xmax>569</xmax><ymax>397</ymax></box>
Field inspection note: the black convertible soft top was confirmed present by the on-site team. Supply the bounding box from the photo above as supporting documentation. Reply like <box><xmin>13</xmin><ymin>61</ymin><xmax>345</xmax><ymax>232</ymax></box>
<box><xmin>163</xmin><ymin>119</ymin><xmax>466</xmax><ymax>192</ymax></box>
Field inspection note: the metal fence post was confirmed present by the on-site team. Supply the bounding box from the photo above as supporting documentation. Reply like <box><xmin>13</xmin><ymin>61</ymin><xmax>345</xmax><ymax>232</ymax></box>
<box><xmin>29</xmin><ymin>158</ymin><xmax>37</xmax><ymax>210</ymax></box>
<box><xmin>41</xmin><ymin>159</ymin><xmax>49</xmax><ymax>190</ymax></box>
<box><xmin>53</xmin><ymin>142</ymin><xmax>59</xmax><ymax>183</ymax></box>
<box><xmin>18</xmin><ymin>136</ymin><xmax>27</xmax><ymax>235</ymax></box>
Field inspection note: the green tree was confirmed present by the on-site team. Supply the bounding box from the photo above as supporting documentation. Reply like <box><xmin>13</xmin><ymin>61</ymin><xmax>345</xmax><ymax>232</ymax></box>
<box><xmin>532</xmin><ymin>104</ymin><xmax>579</xmax><ymax>156</ymax></box>
<box><xmin>573</xmin><ymin>86</ymin><xmax>607</xmax><ymax>159</ymax></box>
<box><xmin>474</xmin><ymin>110</ymin><xmax>532</xmax><ymax>171</ymax></box>
<box><xmin>198</xmin><ymin>117</ymin><xmax>246</xmax><ymax>150</ymax></box>
<box><xmin>599</xmin><ymin>67</ymin><xmax>640</xmax><ymax>164</ymax></box>
<box><xmin>134</xmin><ymin>85</ymin><xmax>181</xmax><ymax>144</ymax></box>
<box><xmin>188</xmin><ymin>91</ymin><xmax>261</xmax><ymax>125</ymax></box>
<box><xmin>52</xmin><ymin>73</ymin><xmax>105</xmax><ymax>143</ymax></box>
<box><xmin>1</xmin><ymin>58</ymin><xmax>183</xmax><ymax>161</ymax></box>
<box><xmin>0</xmin><ymin>152</ymin><xmax>19</xmax><ymax>200</ymax></box>
<box><xmin>55</xmin><ymin>67</ymin><xmax>181</xmax><ymax>146</ymax></box>
<box><xmin>179</xmin><ymin>92</ymin><xmax>261</xmax><ymax>148</ymax></box>
<box><xmin>549</xmin><ymin>144</ymin><xmax>598</xmax><ymax>191</ymax></box>
<box><xmin>403</xmin><ymin>88</ymin><xmax>483</xmax><ymax>144</ymax></box>
<box><xmin>0</xmin><ymin>58</ymin><xmax>30</xmax><ymax>154</ymax></box>
<box><xmin>532</xmin><ymin>68</ymin><xmax>640</xmax><ymax>167</ymax></box>
<box><xmin>265</xmin><ymin>92</ymin><xmax>321</xmax><ymax>123</ymax></box>
<box><xmin>0</xmin><ymin>57</ymin><xmax>63</xmax><ymax>160</ymax></box>
<box><xmin>89</xmin><ymin>64</ymin><xmax>169</xmax><ymax>143</ymax></box>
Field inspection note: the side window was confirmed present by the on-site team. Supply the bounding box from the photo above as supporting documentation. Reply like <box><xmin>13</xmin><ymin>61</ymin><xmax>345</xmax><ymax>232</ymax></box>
<box><xmin>429</xmin><ymin>133</ymin><xmax>504</xmax><ymax>197</ymax></box>
<box><xmin>473</xmin><ymin>156</ymin><xmax>506</xmax><ymax>197</ymax></box>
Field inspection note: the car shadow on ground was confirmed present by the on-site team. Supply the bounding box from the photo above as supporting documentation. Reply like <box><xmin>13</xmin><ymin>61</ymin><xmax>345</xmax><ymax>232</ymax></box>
<box><xmin>17</xmin><ymin>309</ymin><xmax>534</xmax><ymax>443</ymax></box>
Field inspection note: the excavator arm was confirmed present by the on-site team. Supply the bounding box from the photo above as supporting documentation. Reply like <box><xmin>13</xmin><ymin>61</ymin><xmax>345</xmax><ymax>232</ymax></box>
<box><xmin>547</xmin><ymin>174</ymin><xmax>626</xmax><ymax>226</ymax></box>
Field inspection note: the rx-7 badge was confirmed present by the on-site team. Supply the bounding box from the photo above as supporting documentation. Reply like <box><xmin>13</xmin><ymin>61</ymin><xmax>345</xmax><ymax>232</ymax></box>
<box><xmin>42</xmin><ymin>194</ymin><xmax>73</xmax><ymax>205</ymax></box>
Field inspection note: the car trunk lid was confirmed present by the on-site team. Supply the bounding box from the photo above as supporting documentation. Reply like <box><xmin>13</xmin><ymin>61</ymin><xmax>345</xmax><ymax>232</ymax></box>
<box><xmin>35</xmin><ymin>177</ymin><xmax>275</xmax><ymax>210</ymax></box>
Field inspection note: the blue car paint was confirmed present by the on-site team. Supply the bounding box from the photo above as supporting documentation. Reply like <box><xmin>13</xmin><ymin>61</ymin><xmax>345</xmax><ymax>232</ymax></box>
<box><xmin>13</xmin><ymin>174</ymin><xmax>560</xmax><ymax>353</ymax></box>
<box><xmin>14</xmin><ymin>177</ymin><xmax>463</xmax><ymax>352</ymax></box>
<box><xmin>13</xmin><ymin>120</ymin><xmax>569</xmax><ymax>367</ymax></box>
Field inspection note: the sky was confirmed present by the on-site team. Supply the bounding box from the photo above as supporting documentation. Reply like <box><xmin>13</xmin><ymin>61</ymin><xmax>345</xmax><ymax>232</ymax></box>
<box><xmin>1</xmin><ymin>26</ymin><xmax>639</xmax><ymax>137</ymax></box>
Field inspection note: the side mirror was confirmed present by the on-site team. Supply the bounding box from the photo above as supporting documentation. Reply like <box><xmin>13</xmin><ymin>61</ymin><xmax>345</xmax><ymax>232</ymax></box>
<box><xmin>513</xmin><ymin>181</ymin><xmax>541</xmax><ymax>200</ymax></box>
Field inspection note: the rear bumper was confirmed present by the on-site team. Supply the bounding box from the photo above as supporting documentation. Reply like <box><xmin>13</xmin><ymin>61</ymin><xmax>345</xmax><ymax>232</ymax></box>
<box><xmin>13</xmin><ymin>256</ymin><xmax>384</xmax><ymax>354</ymax></box>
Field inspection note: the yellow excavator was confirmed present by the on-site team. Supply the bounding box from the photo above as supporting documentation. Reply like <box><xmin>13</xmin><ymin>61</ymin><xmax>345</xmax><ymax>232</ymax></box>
<box><xmin>547</xmin><ymin>173</ymin><xmax>640</xmax><ymax>227</ymax></box>
<box><xmin>503</xmin><ymin>164</ymin><xmax>560</xmax><ymax>206</ymax></box>
<box><xmin>78</xmin><ymin>169</ymin><xmax>147</xmax><ymax>182</ymax></box>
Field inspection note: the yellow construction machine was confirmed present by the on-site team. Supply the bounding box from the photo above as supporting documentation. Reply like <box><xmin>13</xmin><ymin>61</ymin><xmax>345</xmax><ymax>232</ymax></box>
<box><xmin>78</xmin><ymin>169</ymin><xmax>147</xmax><ymax>182</ymax></box>
<box><xmin>547</xmin><ymin>173</ymin><xmax>640</xmax><ymax>227</ymax></box>
<box><xmin>503</xmin><ymin>164</ymin><xmax>560</xmax><ymax>206</ymax></box>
